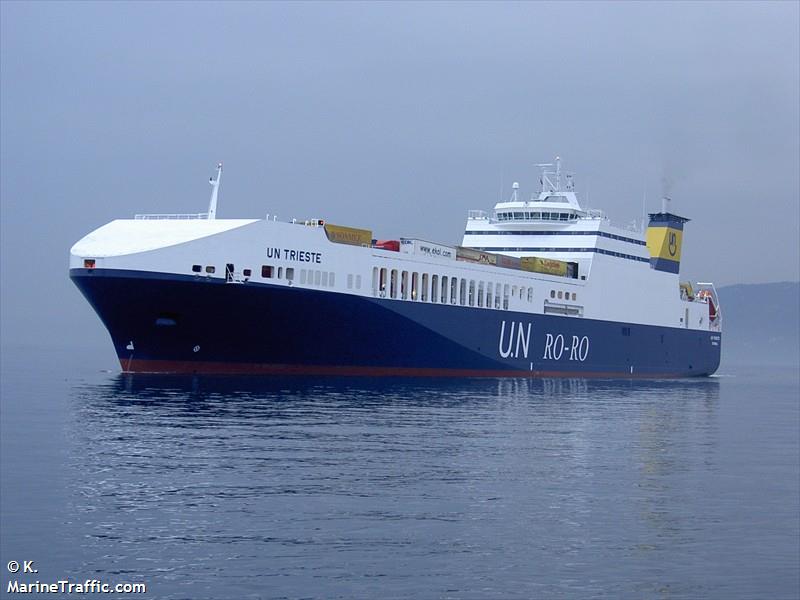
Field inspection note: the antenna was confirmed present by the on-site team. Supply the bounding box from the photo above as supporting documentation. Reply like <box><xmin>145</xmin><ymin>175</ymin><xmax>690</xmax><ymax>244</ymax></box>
<box><xmin>207</xmin><ymin>162</ymin><xmax>222</xmax><ymax>220</ymax></box>
<box><xmin>535</xmin><ymin>163</ymin><xmax>554</xmax><ymax>193</ymax></box>
<box><xmin>511</xmin><ymin>181</ymin><xmax>519</xmax><ymax>202</ymax></box>
<box><xmin>642</xmin><ymin>186</ymin><xmax>647</xmax><ymax>233</ymax></box>
<box><xmin>555</xmin><ymin>156</ymin><xmax>561</xmax><ymax>191</ymax></box>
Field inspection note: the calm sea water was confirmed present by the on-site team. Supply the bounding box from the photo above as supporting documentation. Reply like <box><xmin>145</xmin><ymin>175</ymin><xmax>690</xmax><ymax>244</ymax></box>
<box><xmin>1</xmin><ymin>345</ymin><xmax>798</xmax><ymax>599</ymax></box>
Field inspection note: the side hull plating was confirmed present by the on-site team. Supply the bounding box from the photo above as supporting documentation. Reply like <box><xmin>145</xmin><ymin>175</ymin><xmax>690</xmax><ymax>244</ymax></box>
<box><xmin>71</xmin><ymin>269</ymin><xmax>721</xmax><ymax>377</ymax></box>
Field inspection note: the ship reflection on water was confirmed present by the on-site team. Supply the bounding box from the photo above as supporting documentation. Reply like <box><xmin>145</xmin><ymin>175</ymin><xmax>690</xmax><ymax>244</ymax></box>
<box><xmin>95</xmin><ymin>371</ymin><xmax>720</xmax><ymax>407</ymax></box>
<box><xmin>65</xmin><ymin>373</ymin><xmax>725</xmax><ymax>598</ymax></box>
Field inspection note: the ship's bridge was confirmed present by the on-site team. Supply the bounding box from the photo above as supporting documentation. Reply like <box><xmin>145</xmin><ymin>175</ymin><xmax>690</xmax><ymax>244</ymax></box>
<box><xmin>462</xmin><ymin>158</ymin><xmax>650</xmax><ymax>279</ymax></box>
<box><xmin>468</xmin><ymin>158</ymin><xmax>604</xmax><ymax>226</ymax></box>
<box><xmin>492</xmin><ymin>190</ymin><xmax>589</xmax><ymax>224</ymax></box>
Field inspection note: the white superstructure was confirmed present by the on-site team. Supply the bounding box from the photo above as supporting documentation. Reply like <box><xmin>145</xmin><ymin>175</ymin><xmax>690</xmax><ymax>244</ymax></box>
<box><xmin>70</xmin><ymin>159</ymin><xmax>720</xmax><ymax>335</ymax></box>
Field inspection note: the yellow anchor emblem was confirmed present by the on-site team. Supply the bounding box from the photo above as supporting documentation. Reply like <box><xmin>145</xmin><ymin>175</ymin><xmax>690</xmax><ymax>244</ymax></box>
<box><xmin>668</xmin><ymin>231</ymin><xmax>677</xmax><ymax>257</ymax></box>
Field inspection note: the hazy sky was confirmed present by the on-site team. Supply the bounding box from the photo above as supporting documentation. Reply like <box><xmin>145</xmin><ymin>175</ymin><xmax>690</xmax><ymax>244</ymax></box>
<box><xmin>1</xmin><ymin>1</ymin><xmax>798</xmax><ymax>349</ymax></box>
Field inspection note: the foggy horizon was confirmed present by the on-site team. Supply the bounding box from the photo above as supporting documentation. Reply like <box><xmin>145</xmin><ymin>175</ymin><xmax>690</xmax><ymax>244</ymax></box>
<box><xmin>2</xmin><ymin>1</ymin><xmax>798</xmax><ymax>348</ymax></box>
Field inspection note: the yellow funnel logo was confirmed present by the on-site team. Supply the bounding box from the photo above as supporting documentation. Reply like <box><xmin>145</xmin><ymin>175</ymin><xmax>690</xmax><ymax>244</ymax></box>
<box><xmin>668</xmin><ymin>231</ymin><xmax>678</xmax><ymax>257</ymax></box>
<box><xmin>647</xmin><ymin>225</ymin><xmax>683</xmax><ymax>263</ymax></box>
<box><xmin>646</xmin><ymin>212</ymin><xmax>688</xmax><ymax>274</ymax></box>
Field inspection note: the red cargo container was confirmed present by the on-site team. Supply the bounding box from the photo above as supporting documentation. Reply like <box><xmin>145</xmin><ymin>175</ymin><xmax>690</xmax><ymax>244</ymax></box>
<box><xmin>374</xmin><ymin>240</ymin><xmax>400</xmax><ymax>252</ymax></box>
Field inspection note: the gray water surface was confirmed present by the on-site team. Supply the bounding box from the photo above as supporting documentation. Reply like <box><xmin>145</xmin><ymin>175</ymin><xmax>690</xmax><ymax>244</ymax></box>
<box><xmin>1</xmin><ymin>346</ymin><xmax>798</xmax><ymax>599</ymax></box>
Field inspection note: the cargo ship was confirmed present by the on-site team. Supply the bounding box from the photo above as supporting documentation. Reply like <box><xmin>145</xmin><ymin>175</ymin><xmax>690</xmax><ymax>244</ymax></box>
<box><xmin>70</xmin><ymin>159</ymin><xmax>722</xmax><ymax>377</ymax></box>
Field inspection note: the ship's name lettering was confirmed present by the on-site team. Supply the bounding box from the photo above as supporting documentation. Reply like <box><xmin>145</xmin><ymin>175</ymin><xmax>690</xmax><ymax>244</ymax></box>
<box><xmin>265</xmin><ymin>247</ymin><xmax>322</xmax><ymax>263</ymax></box>
<box><xmin>498</xmin><ymin>321</ymin><xmax>532</xmax><ymax>359</ymax></box>
<box><xmin>542</xmin><ymin>333</ymin><xmax>590</xmax><ymax>362</ymax></box>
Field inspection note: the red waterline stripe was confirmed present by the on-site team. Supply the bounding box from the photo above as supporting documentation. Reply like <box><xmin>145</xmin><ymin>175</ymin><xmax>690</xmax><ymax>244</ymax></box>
<box><xmin>121</xmin><ymin>359</ymin><xmax>687</xmax><ymax>379</ymax></box>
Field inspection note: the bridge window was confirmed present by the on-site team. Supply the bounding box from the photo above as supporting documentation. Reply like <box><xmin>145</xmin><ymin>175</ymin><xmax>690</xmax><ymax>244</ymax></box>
<box><xmin>356</xmin><ymin>275</ymin><xmax>361</xmax><ymax>289</ymax></box>
<box><xmin>527</xmin><ymin>287</ymin><xmax>533</xmax><ymax>302</ymax></box>
<box><xmin>411</xmin><ymin>272</ymin><xmax>419</xmax><ymax>300</ymax></box>
<box><xmin>450</xmin><ymin>277</ymin><xmax>458</xmax><ymax>304</ymax></box>
<box><xmin>301</xmin><ymin>269</ymin><xmax>307</xmax><ymax>284</ymax></box>
<box><xmin>441</xmin><ymin>276</ymin><xmax>448</xmax><ymax>303</ymax></box>
<box><xmin>486</xmin><ymin>282</ymin><xmax>493</xmax><ymax>308</ymax></box>
<box><xmin>243</xmin><ymin>269</ymin><xmax>252</xmax><ymax>278</ymax></box>
<box><xmin>329</xmin><ymin>272</ymin><xmax>335</xmax><ymax>287</ymax></box>
<box><xmin>192</xmin><ymin>264</ymin><xmax>201</xmax><ymax>273</ymax></box>
<box><xmin>321</xmin><ymin>271</ymin><xmax>329</xmax><ymax>286</ymax></box>
<box><xmin>348</xmin><ymin>274</ymin><xmax>353</xmax><ymax>289</ymax></box>
<box><xmin>572</xmin><ymin>292</ymin><xmax>577</xmax><ymax>301</ymax></box>
<box><xmin>260</xmin><ymin>265</ymin><xmax>272</xmax><ymax>278</ymax></box>
<box><xmin>468</xmin><ymin>280</ymin><xmax>475</xmax><ymax>306</ymax></box>
<box><xmin>390</xmin><ymin>269</ymin><xmax>398</xmax><ymax>298</ymax></box>
<box><xmin>431</xmin><ymin>275</ymin><xmax>439</xmax><ymax>302</ymax></box>
<box><xmin>459</xmin><ymin>279</ymin><xmax>467</xmax><ymax>306</ymax></box>
<box><xmin>286</xmin><ymin>268</ymin><xmax>294</xmax><ymax>281</ymax></box>
<box><xmin>550</xmin><ymin>290</ymin><xmax>555</xmax><ymax>298</ymax></box>
<box><xmin>503</xmin><ymin>284</ymin><xmax>509</xmax><ymax>310</ymax></box>
<box><xmin>532</xmin><ymin>212</ymin><xmax>541</xmax><ymax>219</ymax></box>
<box><xmin>495</xmin><ymin>284</ymin><xmax>501</xmax><ymax>309</ymax></box>
<box><xmin>314</xmin><ymin>270</ymin><xmax>321</xmax><ymax>286</ymax></box>
<box><xmin>401</xmin><ymin>271</ymin><xmax>409</xmax><ymax>300</ymax></box>
<box><xmin>421</xmin><ymin>273</ymin><xmax>429</xmax><ymax>302</ymax></box>
<box><xmin>558</xmin><ymin>291</ymin><xmax>563</xmax><ymax>299</ymax></box>
<box><xmin>477</xmin><ymin>281</ymin><xmax>485</xmax><ymax>307</ymax></box>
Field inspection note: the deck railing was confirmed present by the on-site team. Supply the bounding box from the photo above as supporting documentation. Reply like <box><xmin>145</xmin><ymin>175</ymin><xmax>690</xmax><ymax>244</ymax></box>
<box><xmin>134</xmin><ymin>213</ymin><xmax>209</xmax><ymax>220</ymax></box>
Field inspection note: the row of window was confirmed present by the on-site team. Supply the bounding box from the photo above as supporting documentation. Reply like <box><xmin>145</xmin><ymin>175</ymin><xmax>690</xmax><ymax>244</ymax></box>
<box><xmin>193</xmin><ymin>264</ymin><xmax>217</xmax><ymax>274</ymax></box>
<box><xmin>299</xmin><ymin>269</ymin><xmax>335</xmax><ymax>287</ymax></box>
<box><xmin>194</xmin><ymin>263</ymin><xmax>366</xmax><ymax>292</ymax></box>
<box><xmin>372</xmin><ymin>267</ymin><xmax>536</xmax><ymax>310</ymax></box>
<box><xmin>261</xmin><ymin>265</ymin><xmax>295</xmax><ymax>280</ymax></box>
<box><xmin>550</xmin><ymin>290</ymin><xmax>577</xmax><ymax>301</ymax></box>
<box><xmin>193</xmin><ymin>264</ymin><xmax>257</xmax><ymax>278</ymax></box>
<box><xmin>496</xmin><ymin>211</ymin><xmax>579</xmax><ymax>222</ymax></box>
<box><xmin>297</xmin><ymin>269</ymin><xmax>364</xmax><ymax>290</ymax></box>
<box><xmin>346</xmin><ymin>274</ymin><xmax>363</xmax><ymax>290</ymax></box>
<box><xmin>191</xmin><ymin>263</ymin><xmax>575</xmax><ymax>307</ymax></box>
<box><xmin>193</xmin><ymin>264</ymin><xmax>295</xmax><ymax>281</ymax></box>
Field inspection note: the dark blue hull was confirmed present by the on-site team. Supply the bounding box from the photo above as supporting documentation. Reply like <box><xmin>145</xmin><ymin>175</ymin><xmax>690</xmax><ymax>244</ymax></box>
<box><xmin>70</xmin><ymin>269</ymin><xmax>721</xmax><ymax>377</ymax></box>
